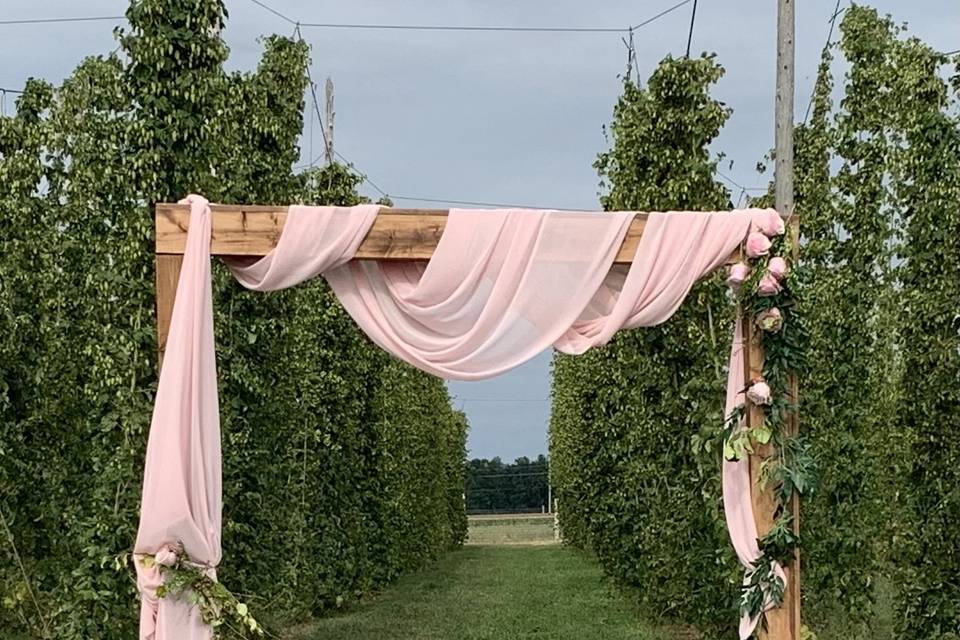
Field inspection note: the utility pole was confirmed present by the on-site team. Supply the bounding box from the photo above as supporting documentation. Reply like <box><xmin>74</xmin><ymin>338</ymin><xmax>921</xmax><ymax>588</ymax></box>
<box><xmin>760</xmin><ymin>1</ymin><xmax>800</xmax><ymax>639</ymax></box>
<box><xmin>775</xmin><ymin>1</ymin><xmax>795</xmax><ymax>219</ymax></box>
<box><xmin>324</xmin><ymin>77</ymin><xmax>335</xmax><ymax>165</ymax></box>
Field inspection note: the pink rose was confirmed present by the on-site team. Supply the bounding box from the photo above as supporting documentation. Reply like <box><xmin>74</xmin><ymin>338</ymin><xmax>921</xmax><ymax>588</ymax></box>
<box><xmin>755</xmin><ymin>209</ymin><xmax>786</xmax><ymax>237</ymax></box>
<box><xmin>154</xmin><ymin>545</ymin><xmax>179</xmax><ymax>567</ymax></box>
<box><xmin>745</xmin><ymin>232</ymin><xmax>772</xmax><ymax>259</ymax></box>
<box><xmin>767</xmin><ymin>256</ymin><xmax>788</xmax><ymax>280</ymax></box>
<box><xmin>726</xmin><ymin>262</ymin><xmax>751</xmax><ymax>289</ymax></box>
<box><xmin>756</xmin><ymin>307</ymin><xmax>783</xmax><ymax>332</ymax></box>
<box><xmin>746</xmin><ymin>380</ymin><xmax>772</xmax><ymax>405</ymax></box>
<box><xmin>757</xmin><ymin>273</ymin><xmax>782</xmax><ymax>296</ymax></box>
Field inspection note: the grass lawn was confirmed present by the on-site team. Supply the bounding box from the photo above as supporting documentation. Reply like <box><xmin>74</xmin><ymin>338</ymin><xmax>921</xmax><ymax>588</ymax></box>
<box><xmin>285</xmin><ymin>545</ymin><xmax>672</xmax><ymax>640</ymax></box>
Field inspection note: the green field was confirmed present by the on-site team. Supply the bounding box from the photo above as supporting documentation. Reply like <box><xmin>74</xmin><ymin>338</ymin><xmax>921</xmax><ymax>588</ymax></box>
<box><xmin>466</xmin><ymin>513</ymin><xmax>557</xmax><ymax>545</ymax></box>
<box><xmin>286</xmin><ymin>545</ymin><xmax>671</xmax><ymax>640</ymax></box>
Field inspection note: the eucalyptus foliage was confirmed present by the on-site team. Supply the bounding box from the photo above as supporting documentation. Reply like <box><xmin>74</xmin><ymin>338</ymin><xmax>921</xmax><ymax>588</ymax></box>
<box><xmin>0</xmin><ymin>1</ymin><xmax>466</xmax><ymax>638</ymax></box>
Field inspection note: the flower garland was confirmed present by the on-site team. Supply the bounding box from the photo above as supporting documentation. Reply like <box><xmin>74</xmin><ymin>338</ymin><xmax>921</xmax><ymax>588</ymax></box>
<box><xmin>725</xmin><ymin>213</ymin><xmax>815</xmax><ymax>631</ymax></box>
<box><xmin>138</xmin><ymin>543</ymin><xmax>263</xmax><ymax>638</ymax></box>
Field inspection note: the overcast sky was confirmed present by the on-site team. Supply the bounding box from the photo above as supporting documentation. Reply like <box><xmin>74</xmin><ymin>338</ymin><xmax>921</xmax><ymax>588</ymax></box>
<box><xmin>2</xmin><ymin>1</ymin><xmax>956</xmax><ymax>461</ymax></box>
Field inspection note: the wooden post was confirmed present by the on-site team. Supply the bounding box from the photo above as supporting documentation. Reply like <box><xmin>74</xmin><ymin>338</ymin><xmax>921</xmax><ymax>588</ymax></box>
<box><xmin>744</xmin><ymin>312</ymin><xmax>795</xmax><ymax>640</ymax></box>
<box><xmin>776</xmin><ymin>0</ymin><xmax>801</xmax><ymax>639</ymax></box>
<box><xmin>155</xmin><ymin>254</ymin><xmax>183</xmax><ymax>371</ymax></box>
<box><xmin>747</xmin><ymin>0</ymin><xmax>800</xmax><ymax>639</ymax></box>
<box><xmin>324</xmin><ymin>77</ymin><xmax>335</xmax><ymax>165</ymax></box>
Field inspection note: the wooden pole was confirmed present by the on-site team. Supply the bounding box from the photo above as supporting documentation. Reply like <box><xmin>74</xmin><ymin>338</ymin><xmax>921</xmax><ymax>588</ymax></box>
<box><xmin>775</xmin><ymin>0</ymin><xmax>795</xmax><ymax>217</ymax></box>
<box><xmin>748</xmin><ymin>0</ymin><xmax>800</xmax><ymax>638</ymax></box>
<box><xmin>324</xmin><ymin>77</ymin><xmax>335</xmax><ymax>165</ymax></box>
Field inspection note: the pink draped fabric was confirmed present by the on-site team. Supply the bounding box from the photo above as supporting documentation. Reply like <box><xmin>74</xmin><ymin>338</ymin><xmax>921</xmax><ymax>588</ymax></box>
<box><xmin>135</xmin><ymin>196</ymin><xmax>221</xmax><ymax>640</ymax></box>
<box><xmin>137</xmin><ymin>196</ymin><xmax>780</xmax><ymax>639</ymax></box>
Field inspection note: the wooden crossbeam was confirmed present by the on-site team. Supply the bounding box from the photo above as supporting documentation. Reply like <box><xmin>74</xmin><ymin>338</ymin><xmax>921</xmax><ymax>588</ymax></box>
<box><xmin>154</xmin><ymin>203</ymin><xmax>742</xmax><ymax>365</ymax></box>
<box><xmin>155</xmin><ymin>203</ymin><xmax>650</xmax><ymax>263</ymax></box>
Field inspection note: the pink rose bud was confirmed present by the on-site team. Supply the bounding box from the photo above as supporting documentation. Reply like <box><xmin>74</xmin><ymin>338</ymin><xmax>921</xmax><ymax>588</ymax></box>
<box><xmin>746</xmin><ymin>380</ymin><xmax>772</xmax><ymax>405</ymax></box>
<box><xmin>756</xmin><ymin>307</ymin><xmax>783</xmax><ymax>332</ymax></box>
<box><xmin>768</xmin><ymin>256</ymin><xmax>788</xmax><ymax>281</ymax></box>
<box><xmin>154</xmin><ymin>545</ymin><xmax>179</xmax><ymax>567</ymax></box>
<box><xmin>757</xmin><ymin>273</ymin><xmax>782</xmax><ymax>296</ymax></box>
<box><xmin>756</xmin><ymin>209</ymin><xmax>786</xmax><ymax>237</ymax></box>
<box><xmin>745</xmin><ymin>232</ymin><xmax>772</xmax><ymax>259</ymax></box>
<box><xmin>726</xmin><ymin>262</ymin><xmax>751</xmax><ymax>289</ymax></box>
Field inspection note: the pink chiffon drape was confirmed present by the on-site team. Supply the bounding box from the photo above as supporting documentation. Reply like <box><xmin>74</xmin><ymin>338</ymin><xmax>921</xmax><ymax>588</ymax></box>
<box><xmin>135</xmin><ymin>196</ymin><xmax>780</xmax><ymax>639</ymax></box>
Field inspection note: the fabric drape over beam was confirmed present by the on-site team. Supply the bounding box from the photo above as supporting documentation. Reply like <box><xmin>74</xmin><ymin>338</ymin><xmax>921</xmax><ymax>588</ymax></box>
<box><xmin>137</xmin><ymin>195</ymin><xmax>784</xmax><ymax>639</ymax></box>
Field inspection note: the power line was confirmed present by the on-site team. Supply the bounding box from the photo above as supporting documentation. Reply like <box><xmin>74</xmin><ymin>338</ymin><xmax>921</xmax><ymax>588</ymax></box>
<box><xmin>633</xmin><ymin>0</ymin><xmax>693</xmax><ymax>30</ymax></box>
<box><xmin>685</xmin><ymin>0</ymin><xmax>699</xmax><ymax>58</ymax></box>
<box><xmin>391</xmin><ymin>195</ymin><xmax>586</xmax><ymax>211</ymax></box>
<box><xmin>251</xmin><ymin>0</ymin><xmax>691</xmax><ymax>205</ymax></box>
<box><xmin>803</xmin><ymin>0</ymin><xmax>844</xmax><ymax>125</ymax></box>
<box><xmin>248</xmin><ymin>0</ymin><xmax>692</xmax><ymax>35</ymax></box>
<box><xmin>299</xmin><ymin>23</ymin><xmax>626</xmax><ymax>33</ymax></box>
<box><xmin>0</xmin><ymin>15</ymin><xmax>124</xmax><ymax>26</ymax></box>
<box><xmin>292</xmin><ymin>24</ymin><xmax>390</xmax><ymax>198</ymax></box>
<box><xmin>247</xmin><ymin>0</ymin><xmax>297</xmax><ymax>25</ymax></box>
<box><xmin>716</xmin><ymin>170</ymin><xmax>767</xmax><ymax>193</ymax></box>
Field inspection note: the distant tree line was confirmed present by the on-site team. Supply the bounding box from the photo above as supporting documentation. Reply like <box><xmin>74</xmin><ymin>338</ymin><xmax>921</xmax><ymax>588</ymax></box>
<box><xmin>465</xmin><ymin>456</ymin><xmax>550</xmax><ymax>514</ymax></box>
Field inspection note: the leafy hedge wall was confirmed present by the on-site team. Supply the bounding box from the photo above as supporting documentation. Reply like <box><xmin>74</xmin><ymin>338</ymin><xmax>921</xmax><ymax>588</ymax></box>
<box><xmin>0</xmin><ymin>2</ymin><xmax>466</xmax><ymax>638</ymax></box>
<box><xmin>552</xmin><ymin>7</ymin><xmax>960</xmax><ymax>639</ymax></box>
<box><xmin>551</xmin><ymin>55</ymin><xmax>741</xmax><ymax>638</ymax></box>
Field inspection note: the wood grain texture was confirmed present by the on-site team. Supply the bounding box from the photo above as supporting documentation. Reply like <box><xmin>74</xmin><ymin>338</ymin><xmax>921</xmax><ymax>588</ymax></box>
<box><xmin>155</xmin><ymin>253</ymin><xmax>183</xmax><ymax>371</ymax></box>
<box><xmin>155</xmin><ymin>203</ymin><xmax>652</xmax><ymax>263</ymax></box>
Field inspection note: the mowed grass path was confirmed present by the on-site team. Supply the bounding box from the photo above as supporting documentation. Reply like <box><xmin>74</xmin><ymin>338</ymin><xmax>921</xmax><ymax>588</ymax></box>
<box><xmin>287</xmin><ymin>546</ymin><xmax>670</xmax><ymax>640</ymax></box>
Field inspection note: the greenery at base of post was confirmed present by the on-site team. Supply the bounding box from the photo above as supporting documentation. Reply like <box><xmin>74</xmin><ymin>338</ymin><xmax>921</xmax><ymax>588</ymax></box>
<box><xmin>138</xmin><ymin>547</ymin><xmax>263</xmax><ymax>638</ymax></box>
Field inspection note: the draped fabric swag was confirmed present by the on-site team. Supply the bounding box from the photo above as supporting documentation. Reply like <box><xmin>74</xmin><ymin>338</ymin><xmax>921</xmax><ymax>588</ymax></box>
<box><xmin>135</xmin><ymin>195</ymin><xmax>784</xmax><ymax>639</ymax></box>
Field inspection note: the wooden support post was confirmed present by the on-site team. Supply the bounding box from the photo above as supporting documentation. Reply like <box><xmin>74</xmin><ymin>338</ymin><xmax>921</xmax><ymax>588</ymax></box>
<box><xmin>744</xmin><ymin>311</ymin><xmax>796</xmax><ymax>640</ymax></box>
<box><xmin>747</xmin><ymin>0</ymin><xmax>800</xmax><ymax>639</ymax></box>
<box><xmin>155</xmin><ymin>254</ymin><xmax>183</xmax><ymax>371</ymax></box>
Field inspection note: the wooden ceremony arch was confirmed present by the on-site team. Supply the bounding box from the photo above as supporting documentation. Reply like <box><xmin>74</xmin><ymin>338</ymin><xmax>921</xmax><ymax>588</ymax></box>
<box><xmin>153</xmin><ymin>204</ymin><xmax>800</xmax><ymax>640</ymax></box>
<box><xmin>151</xmin><ymin>3</ymin><xmax>799</xmax><ymax>637</ymax></box>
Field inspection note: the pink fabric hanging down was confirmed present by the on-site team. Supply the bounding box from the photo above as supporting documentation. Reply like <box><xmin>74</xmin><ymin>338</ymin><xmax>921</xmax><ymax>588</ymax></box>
<box><xmin>724</xmin><ymin>319</ymin><xmax>788</xmax><ymax>638</ymax></box>
<box><xmin>134</xmin><ymin>195</ymin><xmax>221</xmax><ymax>640</ymax></box>
<box><xmin>137</xmin><ymin>197</ymin><xmax>781</xmax><ymax>639</ymax></box>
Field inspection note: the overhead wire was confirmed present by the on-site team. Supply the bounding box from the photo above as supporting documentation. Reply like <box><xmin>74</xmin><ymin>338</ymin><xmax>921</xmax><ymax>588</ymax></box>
<box><xmin>3</xmin><ymin>1</ymin><xmax>698</xmax><ymax>209</ymax></box>
<box><xmin>247</xmin><ymin>0</ymin><xmax>297</xmax><ymax>26</ymax></box>
<box><xmin>716</xmin><ymin>170</ymin><xmax>767</xmax><ymax>193</ymax></box>
<box><xmin>685</xmin><ymin>0</ymin><xmax>699</xmax><ymax>58</ymax></box>
<box><xmin>298</xmin><ymin>23</ymin><xmax>627</xmax><ymax>33</ymax></box>
<box><xmin>802</xmin><ymin>0</ymin><xmax>845</xmax><ymax>125</ymax></box>
<box><xmin>261</xmin><ymin>0</ymin><xmax>698</xmax><ymax>205</ymax></box>
<box><xmin>389</xmin><ymin>195</ymin><xmax>587</xmax><ymax>211</ymax></box>
<box><xmin>0</xmin><ymin>15</ymin><xmax>124</xmax><ymax>26</ymax></box>
<box><xmin>632</xmin><ymin>0</ymin><xmax>693</xmax><ymax>31</ymax></box>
